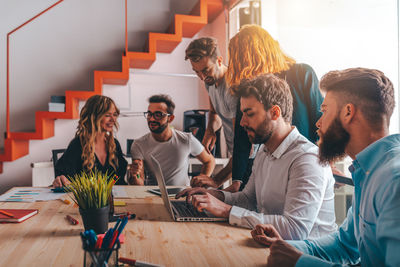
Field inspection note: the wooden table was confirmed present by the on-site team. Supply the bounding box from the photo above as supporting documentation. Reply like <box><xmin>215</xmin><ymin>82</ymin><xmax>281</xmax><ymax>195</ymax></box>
<box><xmin>0</xmin><ymin>186</ymin><xmax>268</xmax><ymax>266</ymax></box>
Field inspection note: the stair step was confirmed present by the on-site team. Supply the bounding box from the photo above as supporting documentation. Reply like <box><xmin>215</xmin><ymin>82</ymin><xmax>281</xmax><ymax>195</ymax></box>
<box><xmin>0</xmin><ymin>0</ymin><xmax>226</xmax><ymax>174</ymax></box>
<box><xmin>0</xmin><ymin>139</ymin><xmax>29</xmax><ymax>162</ymax></box>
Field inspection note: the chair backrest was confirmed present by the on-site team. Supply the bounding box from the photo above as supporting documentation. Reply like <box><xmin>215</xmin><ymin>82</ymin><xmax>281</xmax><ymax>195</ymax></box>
<box><xmin>126</xmin><ymin>139</ymin><xmax>134</xmax><ymax>157</ymax></box>
<box><xmin>183</xmin><ymin>109</ymin><xmax>221</xmax><ymax>157</ymax></box>
<box><xmin>52</xmin><ymin>149</ymin><xmax>66</xmax><ymax>176</ymax></box>
<box><xmin>183</xmin><ymin>109</ymin><xmax>209</xmax><ymax>142</ymax></box>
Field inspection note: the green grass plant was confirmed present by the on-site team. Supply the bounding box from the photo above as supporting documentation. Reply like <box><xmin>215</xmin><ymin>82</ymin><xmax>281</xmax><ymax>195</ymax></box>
<box><xmin>65</xmin><ymin>169</ymin><xmax>118</xmax><ymax>210</ymax></box>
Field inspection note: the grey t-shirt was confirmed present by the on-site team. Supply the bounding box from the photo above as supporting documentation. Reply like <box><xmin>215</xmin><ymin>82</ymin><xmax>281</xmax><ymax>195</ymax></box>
<box><xmin>205</xmin><ymin>78</ymin><xmax>238</xmax><ymax>155</ymax></box>
<box><xmin>130</xmin><ymin>129</ymin><xmax>204</xmax><ymax>186</ymax></box>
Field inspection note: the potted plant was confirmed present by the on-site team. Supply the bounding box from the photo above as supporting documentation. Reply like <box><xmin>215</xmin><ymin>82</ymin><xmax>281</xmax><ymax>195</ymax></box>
<box><xmin>66</xmin><ymin>170</ymin><xmax>118</xmax><ymax>234</ymax></box>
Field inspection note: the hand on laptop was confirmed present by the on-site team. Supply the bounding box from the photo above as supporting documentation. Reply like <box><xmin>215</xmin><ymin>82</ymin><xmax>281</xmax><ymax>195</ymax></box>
<box><xmin>190</xmin><ymin>174</ymin><xmax>218</xmax><ymax>188</ymax></box>
<box><xmin>53</xmin><ymin>175</ymin><xmax>70</xmax><ymax>188</ymax></box>
<box><xmin>175</xmin><ymin>187</ymin><xmax>232</xmax><ymax>218</ymax></box>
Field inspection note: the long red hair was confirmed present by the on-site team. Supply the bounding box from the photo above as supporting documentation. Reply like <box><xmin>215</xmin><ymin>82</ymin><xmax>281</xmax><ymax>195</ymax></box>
<box><xmin>227</xmin><ymin>25</ymin><xmax>295</xmax><ymax>94</ymax></box>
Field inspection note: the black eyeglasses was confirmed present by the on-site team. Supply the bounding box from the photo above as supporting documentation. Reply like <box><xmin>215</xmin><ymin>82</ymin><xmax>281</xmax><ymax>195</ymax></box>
<box><xmin>143</xmin><ymin>111</ymin><xmax>170</xmax><ymax>120</ymax></box>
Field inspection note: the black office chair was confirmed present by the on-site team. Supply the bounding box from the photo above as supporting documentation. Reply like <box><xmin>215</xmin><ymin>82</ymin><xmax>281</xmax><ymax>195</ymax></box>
<box><xmin>183</xmin><ymin>109</ymin><xmax>221</xmax><ymax>158</ymax></box>
<box><xmin>52</xmin><ymin>149</ymin><xmax>66</xmax><ymax>176</ymax></box>
<box><xmin>125</xmin><ymin>139</ymin><xmax>134</xmax><ymax>157</ymax></box>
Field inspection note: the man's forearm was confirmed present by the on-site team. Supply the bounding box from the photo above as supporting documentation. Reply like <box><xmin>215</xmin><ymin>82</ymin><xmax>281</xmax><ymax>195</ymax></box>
<box><xmin>200</xmin><ymin>161</ymin><xmax>215</xmax><ymax>177</ymax></box>
<box><xmin>212</xmin><ymin>157</ymin><xmax>233</xmax><ymax>186</ymax></box>
<box><xmin>207</xmin><ymin>111</ymin><xmax>222</xmax><ymax>133</ymax></box>
<box><xmin>208</xmin><ymin>189</ymin><xmax>225</xmax><ymax>202</ymax></box>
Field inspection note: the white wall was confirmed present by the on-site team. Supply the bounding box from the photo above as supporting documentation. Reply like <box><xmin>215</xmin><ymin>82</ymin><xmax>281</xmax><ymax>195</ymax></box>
<box><xmin>104</xmin><ymin>38</ymin><xmax>209</xmax><ymax>150</ymax></box>
<box><xmin>105</xmin><ymin>10</ymin><xmax>229</xmax><ymax>154</ymax></box>
<box><xmin>0</xmin><ymin>8</ymin><xmax>226</xmax><ymax>194</ymax></box>
<box><xmin>0</xmin><ymin>0</ymin><xmax>197</xmax><ymax>138</ymax></box>
<box><xmin>261</xmin><ymin>0</ymin><xmax>399</xmax><ymax>133</ymax></box>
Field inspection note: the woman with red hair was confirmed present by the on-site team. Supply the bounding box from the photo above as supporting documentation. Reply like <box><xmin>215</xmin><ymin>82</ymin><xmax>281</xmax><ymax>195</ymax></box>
<box><xmin>228</xmin><ymin>25</ymin><xmax>323</xmax><ymax>189</ymax></box>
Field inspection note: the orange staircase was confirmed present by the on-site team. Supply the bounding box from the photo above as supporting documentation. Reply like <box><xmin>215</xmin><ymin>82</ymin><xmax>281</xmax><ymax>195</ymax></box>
<box><xmin>0</xmin><ymin>0</ymin><xmax>227</xmax><ymax>173</ymax></box>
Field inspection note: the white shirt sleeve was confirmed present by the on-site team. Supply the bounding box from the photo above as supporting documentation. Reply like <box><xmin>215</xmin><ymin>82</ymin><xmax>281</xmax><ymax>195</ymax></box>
<box><xmin>225</xmin><ymin>153</ymin><xmax>331</xmax><ymax>240</ymax></box>
<box><xmin>188</xmin><ymin>133</ymin><xmax>204</xmax><ymax>157</ymax></box>
<box><xmin>223</xmin><ymin>170</ymin><xmax>258</xmax><ymax>228</ymax></box>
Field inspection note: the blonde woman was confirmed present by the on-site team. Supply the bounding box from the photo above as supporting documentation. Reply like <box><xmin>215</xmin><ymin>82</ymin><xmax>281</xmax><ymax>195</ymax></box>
<box><xmin>53</xmin><ymin>95</ymin><xmax>127</xmax><ymax>187</ymax></box>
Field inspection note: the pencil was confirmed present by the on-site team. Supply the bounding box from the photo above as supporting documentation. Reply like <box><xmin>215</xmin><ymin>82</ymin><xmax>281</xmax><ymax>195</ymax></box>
<box><xmin>0</xmin><ymin>209</ymin><xmax>14</xmax><ymax>218</ymax></box>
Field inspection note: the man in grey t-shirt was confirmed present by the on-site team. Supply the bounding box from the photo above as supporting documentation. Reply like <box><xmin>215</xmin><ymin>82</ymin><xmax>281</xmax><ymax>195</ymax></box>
<box><xmin>185</xmin><ymin>37</ymin><xmax>240</xmax><ymax>192</ymax></box>
<box><xmin>129</xmin><ymin>94</ymin><xmax>215</xmax><ymax>186</ymax></box>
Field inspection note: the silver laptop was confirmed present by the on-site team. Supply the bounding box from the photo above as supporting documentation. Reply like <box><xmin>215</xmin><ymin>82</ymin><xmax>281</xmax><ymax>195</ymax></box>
<box><xmin>149</xmin><ymin>155</ymin><xmax>227</xmax><ymax>222</ymax></box>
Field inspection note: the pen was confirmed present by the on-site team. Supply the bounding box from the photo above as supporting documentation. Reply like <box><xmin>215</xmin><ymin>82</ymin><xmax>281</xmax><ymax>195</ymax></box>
<box><xmin>108</xmin><ymin>230</ymin><xmax>119</xmax><ymax>249</ymax></box>
<box><xmin>80</xmin><ymin>233</ymin><xmax>99</xmax><ymax>266</ymax></box>
<box><xmin>0</xmin><ymin>209</ymin><xmax>14</xmax><ymax>218</ymax></box>
<box><xmin>65</xmin><ymin>215</ymin><xmax>79</xmax><ymax>225</ymax></box>
<box><xmin>118</xmin><ymin>257</ymin><xmax>163</xmax><ymax>267</ymax></box>
<box><xmin>105</xmin><ymin>216</ymin><xmax>128</xmax><ymax>261</ymax></box>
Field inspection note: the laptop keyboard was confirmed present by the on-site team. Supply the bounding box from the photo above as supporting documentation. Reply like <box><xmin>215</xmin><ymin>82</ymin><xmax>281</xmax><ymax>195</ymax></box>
<box><xmin>172</xmin><ymin>201</ymin><xmax>208</xmax><ymax>218</ymax></box>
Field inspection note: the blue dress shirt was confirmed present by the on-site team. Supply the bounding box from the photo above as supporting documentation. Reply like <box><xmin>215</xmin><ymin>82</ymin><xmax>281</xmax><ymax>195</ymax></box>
<box><xmin>289</xmin><ymin>134</ymin><xmax>400</xmax><ymax>267</ymax></box>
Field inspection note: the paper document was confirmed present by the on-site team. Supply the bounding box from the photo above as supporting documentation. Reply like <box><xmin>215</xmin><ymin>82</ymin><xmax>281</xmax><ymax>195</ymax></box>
<box><xmin>0</xmin><ymin>187</ymin><xmax>66</xmax><ymax>202</ymax></box>
<box><xmin>112</xmin><ymin>186</ymin><xmax>129</xmax><ymax>198</ymax></box>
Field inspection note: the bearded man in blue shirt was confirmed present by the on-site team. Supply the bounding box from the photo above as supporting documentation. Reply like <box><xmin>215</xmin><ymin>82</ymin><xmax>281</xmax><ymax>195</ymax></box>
<box><xmin>251</xmin><ymin>67</ymin><xmax>400</xmax><ymax>267</ymax></box>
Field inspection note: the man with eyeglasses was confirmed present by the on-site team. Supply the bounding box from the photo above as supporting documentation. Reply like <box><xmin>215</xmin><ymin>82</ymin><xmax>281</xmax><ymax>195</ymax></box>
<box><xmin>128</xmin><ymin>94</ymin><xmax>215</xmax><ymax>186</ymax></box>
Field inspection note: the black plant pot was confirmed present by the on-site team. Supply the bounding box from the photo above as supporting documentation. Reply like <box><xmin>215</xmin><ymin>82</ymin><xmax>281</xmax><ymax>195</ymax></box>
<box><xmin>79</xmin><ymin>205</ymin><xmax>110</xmax><ymax>234</ymax></box>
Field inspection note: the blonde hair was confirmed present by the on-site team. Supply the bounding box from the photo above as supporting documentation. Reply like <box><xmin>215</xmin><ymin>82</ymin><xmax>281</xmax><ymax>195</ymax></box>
<box><xmin>76</xmin><ymin>95</ymin><xmax>120</xmax><ymax>172</ymax></box>
<box><xmin>227</xmin><ymin>25</ymin><xmax>295</xmax><ymax>93</ymax></box>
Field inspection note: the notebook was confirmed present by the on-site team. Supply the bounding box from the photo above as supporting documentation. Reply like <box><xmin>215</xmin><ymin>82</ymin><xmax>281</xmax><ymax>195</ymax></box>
<box><xmin>149</xmin><ymin>155</ymin><xmax>227</xmax><ymax>222</ymax></box>
<box><xmin>0</xmin><ymin>209</ymin><xmax>38</xmax><ymax>223</ymax></box>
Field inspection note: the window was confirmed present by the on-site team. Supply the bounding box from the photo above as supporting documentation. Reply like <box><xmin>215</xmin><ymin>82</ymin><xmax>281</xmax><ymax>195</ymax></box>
<box><xmin>260</xmin><ymin>0</ymin><xmax>399</xmax><ymax>133</ymax></box>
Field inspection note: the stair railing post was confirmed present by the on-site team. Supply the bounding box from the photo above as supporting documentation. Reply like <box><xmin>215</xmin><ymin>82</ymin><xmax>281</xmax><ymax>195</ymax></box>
<box><xmin>125</xmin><ymin>0</ymin><xmax>128</xmax><ymax>56</ymax></box>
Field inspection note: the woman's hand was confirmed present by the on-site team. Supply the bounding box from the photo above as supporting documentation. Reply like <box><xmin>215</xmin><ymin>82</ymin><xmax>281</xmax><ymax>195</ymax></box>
<box><xmin>53</xmin><ymin>175</ymin><xmax>70</xmax><ymax>188</ymax></box>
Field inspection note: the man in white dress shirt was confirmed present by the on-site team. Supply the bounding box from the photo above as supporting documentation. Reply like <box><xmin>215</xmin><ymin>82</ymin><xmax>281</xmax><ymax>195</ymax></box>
<box><xmin>176</xmin><ymin>74</ymin><xmax>337</xmax><ymax>240</ymax></box>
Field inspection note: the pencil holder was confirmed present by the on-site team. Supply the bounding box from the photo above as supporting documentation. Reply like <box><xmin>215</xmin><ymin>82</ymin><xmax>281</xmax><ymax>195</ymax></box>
<box><xmin>83</xmin><ymin>241</ymin><xmax>120</xmax><ymax>267</ymax></box>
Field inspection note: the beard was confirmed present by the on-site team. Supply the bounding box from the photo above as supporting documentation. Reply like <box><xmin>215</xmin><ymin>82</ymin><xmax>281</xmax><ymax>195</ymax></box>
<box><xmin>318</xmin><ymin>117</ymin><xmax>350</xmax><ymax>165</ymax></box>
<box><xmin>148</xmin><ymin>121</ymin><xmax>168</xmax><ymax>134</ymax></box>
<box><xmin>245</xmin><ymin>118</ymin><xmax>273</xmax><ymax>145</ymax></box>
<box><xmin>204</xmin><ymin>76</ymin><xmax>216</xmax><ymax>86</ymax></box>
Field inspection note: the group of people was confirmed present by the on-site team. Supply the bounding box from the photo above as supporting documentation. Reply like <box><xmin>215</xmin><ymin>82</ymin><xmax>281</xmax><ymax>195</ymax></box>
<box><xmin>53</xmin><ymin>24</ymin><xmax>400</xmax><ymax>267</ymax></box>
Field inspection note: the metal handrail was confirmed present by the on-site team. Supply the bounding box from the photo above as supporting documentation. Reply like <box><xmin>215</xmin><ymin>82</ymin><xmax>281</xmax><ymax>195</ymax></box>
<box><xmin>5</xmin><ymin>0</ymin><xmax>65</xmax><ymax>138</ymax></box>
<box><xmin>5</xmin><ymin>0</ymin><xmax>130</xmax><ymax>139</ymax></box>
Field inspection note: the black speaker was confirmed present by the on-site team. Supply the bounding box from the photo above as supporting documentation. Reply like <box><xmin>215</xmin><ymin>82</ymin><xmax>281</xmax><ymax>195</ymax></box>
<box><xmin>183</xmin><ymin>109</ymin><xmax>221</xmax><ymax>158</ymax></box>
<box><xmin>239</xmin><ymin>0</ymin><xmax>261</xmax><ymax>28</ymax></box>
